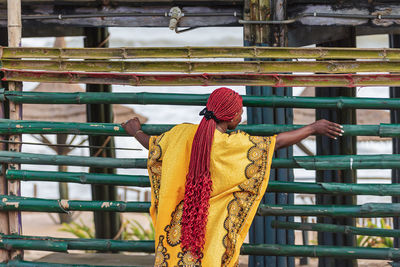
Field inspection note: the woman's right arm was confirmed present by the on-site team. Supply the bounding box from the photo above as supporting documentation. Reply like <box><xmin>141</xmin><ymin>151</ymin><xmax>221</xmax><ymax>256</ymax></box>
<box><xmin>121</xmin><ymin>117</ymin><xmax>150</xmax><ymax>150</ymax></box>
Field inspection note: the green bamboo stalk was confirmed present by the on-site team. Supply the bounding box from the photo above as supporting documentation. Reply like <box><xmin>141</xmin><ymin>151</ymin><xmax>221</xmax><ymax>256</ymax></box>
<box><xmin>3</xmin><ymin>90</ymin><xmax>400</xmax><ymax>110</ymax></box>
<box><xmin>7</xmin><ymin>170</ymin><xmax>400</xmax><ymax>196</ymax></box>
<box><xmin>3</xmin><ymin>59</ymin><xmax>400</xmax><ymax>73</ymax></box>
<box><xmin>0</xmin><ymin>151</ymin><xmax>147</xmax><ymax>168</ymax></box>
<box><xmin>0</xmin><ymin>119</ymin><xmax>397</xmax><ymax>137</ymax></box>
<box><xmin>4</xmin><ymin>69</ymin><xmax>400</xmax><ymax>87</ymax></box>
<box><xmin>6</xmin><ymin>170</ymin><xmax>150</xmax><ymax>186</ymax></box>
<box><xmin>1</xmin><ymin>195</ymin><xmax>400</xmax><ymax>217</ymax></box>
<box><xmin>271</xmin><ymin>220</ymin><xmax>400</xmax><ymax>237</ymax></box>
<box><xmin>240</xmin><ymin>244</ymin><xmax>400</xmax><ymax>259</ymax></box>
<box><xmin>0</xmin><ymin>234</ymin><xmax>154</xmax><ymax>253</ymax></box>
<box><xmin>3</xmin><ymin>152</ymin><xmax>400</xmax><ymax>170</ymax></box>
<box><xmin>1</xmin><ymin>239</ymin><xmax>400</xmax><ymax>260</ymax></box>
<box><xmin>258</xmin><ymin>203</ymin><xmax>400</xmax><ymax>217</ymax></box>
<box><xmin>0</xmin><ymin>195</ymin><xmax>150</xmax><ymax>212</ymax></box>
<box><xmin>3</xmin><ymin>47</ymin><xmax>400</xmax><ymax>60</ymax></box>
<box><xmin>0</xmin><ymin>260</ymin><xmax>134</xmax><ymax>267</ymax></box>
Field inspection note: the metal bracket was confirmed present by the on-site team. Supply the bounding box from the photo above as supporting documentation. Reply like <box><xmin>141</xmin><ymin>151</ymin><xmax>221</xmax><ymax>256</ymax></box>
<box><xmin>168</xmin><ymin>7</ymin><xmax>184</xmax><ymax>31</ymax></box>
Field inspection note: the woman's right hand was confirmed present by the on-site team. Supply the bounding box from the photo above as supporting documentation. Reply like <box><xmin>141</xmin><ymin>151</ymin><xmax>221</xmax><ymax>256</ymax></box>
<box><xmin>121</xmin><ymin>117</ymin><xmax>142</xmax><ymax>137</ymax></box>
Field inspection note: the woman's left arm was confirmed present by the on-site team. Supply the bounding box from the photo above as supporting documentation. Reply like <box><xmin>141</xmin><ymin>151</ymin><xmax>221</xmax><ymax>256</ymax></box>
<box><xmin>275</xmin><ymin>119</ymin><xmax>343</xmax><ymax>151</ymax></box>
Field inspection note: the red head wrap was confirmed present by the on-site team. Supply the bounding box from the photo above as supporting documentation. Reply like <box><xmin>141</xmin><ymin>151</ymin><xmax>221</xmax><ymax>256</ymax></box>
<box><xmin>181</xmin><ymin>87</ymin><xmax>243</xmax><ymax>259</ymax></box>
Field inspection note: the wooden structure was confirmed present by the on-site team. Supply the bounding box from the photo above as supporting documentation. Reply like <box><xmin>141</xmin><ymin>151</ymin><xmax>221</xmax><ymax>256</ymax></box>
<box><xmin>1</xmin><ymin>1</ymin><xmax>400</xmax><ymax>267</ymax></box>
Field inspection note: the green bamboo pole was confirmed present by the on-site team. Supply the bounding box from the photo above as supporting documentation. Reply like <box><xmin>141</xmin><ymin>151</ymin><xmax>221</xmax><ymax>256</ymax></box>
<box><xmin>1</xmin><ymin>119</ymin><xmax>400</xmax><ymax>137</ymax></box>
<box><xmin>3</xmin><ymin>152</ymin><xmax>400</xmax><ymax>170</ymax></box>
<box><xmin>4</xmin><ymin>70</ymin><xmax>400</xmax><ymax>87</ymax></box>
<box><xmin>2</xmin><ymin>47</ymin><xmax>400</xmax><ymax>60</ymax></box>
<box><xmin>0</xmin><ymin>151</ymin><xmax>147</xmax><ymax>168</ymax></box>
<box><xmin>257</xmin><ymin>203</ymin><xmax>400</xmax><ymax>217</ymax></box>
<box><xmin>240</xmin><ymin>244</ymin><xmax>400</xmax><ymax>259</ymax></box>
<box><xmin>1</xmin><ymin>239</ymin><xmax>400</xmax><ymax>260</ymax></box>
<box><xmin>271</xmin><ymin>220</ymin><xmax>400</xmax><ymax>237</ymax></box>
<box><xmin>0</xmin><ymin>260</ymin><xmax>134</xmax><ymax>267</ymax></box>
<box><xmin>3</xmin><ymin>90</ymin><xmax>400</xmax><ymax>110</ymax></box>
<box><xmin>7</xmin><ymin>170</ymin><xmax>400</xmax><ymax>196</ymax></box>
<box><xmin>1</xmin><ymin>195</ymin><xmax>400</xmax><ymax>217</ymax></box>
<box><xmin>3</xmin><ymin>59</ymin><xmax>400</xmax><ymax>73</ymax></box>
<box><xmin>0</xmin><ymin>234</ymin><xmax>154</xmax><ymax>252</ymax></box>
<box><xmin>0</xmin><ymin>195</ymin><xmax>150</xmax><ymax>212</ymax></box>
<box><xmin>6</xmin><ymin>170</ymin><xmax>150</xmax><ymax>186</ymax></box>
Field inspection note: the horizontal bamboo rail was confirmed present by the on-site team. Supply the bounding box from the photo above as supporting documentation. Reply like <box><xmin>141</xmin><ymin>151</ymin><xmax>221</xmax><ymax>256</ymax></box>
<box><xmin>0</xmin><ymin>195</ymin><xmax>150</xmax><ymax>212</ymax></box>
<box><xmin>1</xmin><ymin>236</ymin><xmax>400</xmax><ymax>260</ymax></box>
<box><xmin>0</xmin><ymin>260</ymin><xmax>133</xmax><ymax>267</ymax></box>
<box><xmin>271</xmin><ymin>220</ymin><xmax>400</xmax><ymax>237</ymax></box>
<box><xmin>0</xmin><ymin>151</ymin><xmax>147</xmax><ymax>168</ymax></box>
<box><xmin>0</xmin><ymin>195</ymin><xmax>399</xmax><ymax>217</ymax></box>
<box><xmin>3</xmin><ymin>59</ymin><xmax>400</xmax><ymax>73</ymax></box>
<box><xmin>1</xmin><ymin>120</ymin><xmax>400</xmax><ymax>137</ymax></box>
<box><xmin>6</xmin><ymin>170</ymin><xmax>150</xmax><ymax>186</ymax></box>
<box><xmin>7</xmin><ymin>170</ymin><xmax>400</xmax><ymax>196</ymax></box>
<box><xmin>240</xmin><ymin>244</ymin><xmax>400</xmax><ymax>259</ymax></box>
<box><xmin>4</xmin><ymin>152</ymin><xmax>400</xmax><ymax>170</ymax></box>
<box><xmin>4</xmin><ymin>69</ymin><xmax>400</xmax><ymax>87</ymax></box>
<box><xmin>3</xmin><ymin>90</ymin><xmax>400</xmax><ymax>110</ymax></box>
<box><xmin>2</xmin><ymin>47</ymin><xmax>400</xmax><ymax>60</ymax></box>
<box><xmin>3</xmin><ymin>152</ymin><xmax>400</xmax><ymax>170</ymax></box>
<box><xmin>0</xmin><ymin>234</ymin><xmax>154</xmax><ymax>253</ymax></box>
<box><xmin>257</xmin><ymin>203</ymin><xmax>400</xmax><ymax>217</ymax></box>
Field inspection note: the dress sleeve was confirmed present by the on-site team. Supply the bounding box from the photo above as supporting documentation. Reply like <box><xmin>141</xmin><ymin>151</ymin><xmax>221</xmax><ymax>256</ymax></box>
<box><xmin>147</xmin><ymin>134</ymin><xmax>166</xmax><ymax>226</ymax></box>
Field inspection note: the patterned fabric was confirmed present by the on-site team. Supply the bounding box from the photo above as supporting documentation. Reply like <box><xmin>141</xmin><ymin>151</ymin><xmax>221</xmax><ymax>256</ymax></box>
<box><xmin>147</xmin><ymin>124</ymin><xmax>275</xmax><ymax>267</ymax></box>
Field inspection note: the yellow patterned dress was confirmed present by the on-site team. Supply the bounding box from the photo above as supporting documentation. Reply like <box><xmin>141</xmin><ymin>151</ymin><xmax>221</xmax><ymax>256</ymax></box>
<box><xmin>147</xmin><ymin>123</ymin><xmax>275</xmax><ymax>267</ymax></box>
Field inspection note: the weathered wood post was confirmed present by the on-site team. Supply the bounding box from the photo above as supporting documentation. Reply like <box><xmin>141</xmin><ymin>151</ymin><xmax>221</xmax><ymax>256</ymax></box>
<box><xmin>316</xmin><ymin>33</ymin><xmax>357</xmax><ymax>267</ymax></box>
<box><xmin>5</xmin><ymin>0</ymin><xmax>23</xmax><ymax>260</ymax></box>
<box><xmin>244</xmin><ymin>1</ymin><xmax>294</xmax><ymax>266</ymax></box>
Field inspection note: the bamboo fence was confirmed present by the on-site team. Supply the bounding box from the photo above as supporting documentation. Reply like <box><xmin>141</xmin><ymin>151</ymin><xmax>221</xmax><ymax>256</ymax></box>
<box><xmin>2</xmin><ymin>151</ymin><xmax>400</xmax><ymax>170</ymax></box>
<box><xmin>2</xmin><ymin>47</ymin><xmax>400</xmax><ymax>59</ymax></box>
<box><xmin>3</xmin><ymin>59</ymin><xmax>400</xmax><ymax>73</ymax></box>
<box><xmin>2</xmin><ymin>90</ymin><xmax>400</xmax><ymax>109</ymax></box>
<box><xmin>6</xmin><ymin>170</ymin><xmax>400</xmax><ymax>196</ymax></box>
<box><xmin>271</xmin><ymin>221</ymin><xmax>400</xmax><ymax>237</ymax></box>
<box><xmin>3</xmin><ymin>69</ymin><xmax>400</xmax><ymax>87</ymax></box>
<box><xmin>1</xmin><ymin>119</ymin><xmax>400</xmax><ymax>137</ymax></box>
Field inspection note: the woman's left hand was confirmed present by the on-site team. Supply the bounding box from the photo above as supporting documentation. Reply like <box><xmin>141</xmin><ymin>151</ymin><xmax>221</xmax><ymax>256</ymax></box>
<box><xmin>310</xmin><ymin>119</ymin><xmax>343</xmax><ymax>139</ymax></box>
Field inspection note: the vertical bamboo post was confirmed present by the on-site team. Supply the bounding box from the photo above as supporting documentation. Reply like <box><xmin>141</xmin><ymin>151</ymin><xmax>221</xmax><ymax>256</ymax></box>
<box><xmin>6</xmin><ymin>0</ymin><xmax>22</xmax><ymax>260</ymax></box>
<box><xmin>316</xmin><ymin>34</ymin><xmax>357</xmax><ymax>267</ymax></box>
<box><xmin>245</xmin><ymin>1</ymin><xmax>293</xmax><ymax>267</ymax></box>
<box><xmin>84</xmin><ymin>27</ymin><xmax>120</xmax><ymax>241</ymax></box>
<box><xmin>0</xmin><ymin>27</ymin><xmax>10</xmax><ymax>262</ymax></box>
<box><xmin>389</xmin><ymin>34</ymin><xmax>400</xmax><ymax>255</ymax></box>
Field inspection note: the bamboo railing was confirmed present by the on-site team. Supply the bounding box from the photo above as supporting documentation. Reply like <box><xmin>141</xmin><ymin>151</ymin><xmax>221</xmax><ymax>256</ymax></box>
<box><xmin>271</xmin><ymin>221</ymin><xmax>400</xmax><ymax>237</ymax></box>
<box><xmin>3</xmin><ymin>151</ymin><xmax>400</xmax><ymax>170</ymax></box>
<box><xmin>3</xmin><ymin>59</ymin><xmax>400</xmax><ymax>73</ymax></box>
<box><xmin>2</xmin><ymin>90</ymin><xmax>400</xmax><ymax>109</ymax></box>
<box><xmin>0</xmin><ymin>195</ymin><xmax>399</xmax><ymax>218</ymax></box>
<box><xmin>2</xmin><ymin>45</ymin><xmax>400</xmax><ymax>264</ymax></box>
<box><xmin>6</xmin><ymin>170</ymin><xmax>400</xmax><ymax>196</ymax></box>
<box><xmin>2</xmin><ymin>47</ymin><xmax>400</xmax><ymax>59</ymax></box>
<box><xmin>0</xmin><ymin>238</ymin><xmax>399</xmax><ymax>260</ymax></box>
<box><xmin>1</xmin><ymin>120</ymin><xmax>400</xmax><ymax>137</ymax></box>
<box><xmin>3</xmin><ymin>69</ymin><xmax>400</xmax><ymax>87</ymax></box>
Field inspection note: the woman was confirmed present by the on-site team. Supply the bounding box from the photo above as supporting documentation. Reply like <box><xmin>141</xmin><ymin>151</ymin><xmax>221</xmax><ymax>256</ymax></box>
<box><xmin>122</xmin><ymin>87</ymin><xmax>343</xmax><ymax>267</ymax></box>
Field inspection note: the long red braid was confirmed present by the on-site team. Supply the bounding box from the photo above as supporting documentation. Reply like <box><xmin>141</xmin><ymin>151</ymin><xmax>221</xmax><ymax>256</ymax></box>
<box><xmin>181</xmin><ymin>87</ymin><xmax>243</xmax><ymax>259</ymax></box>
